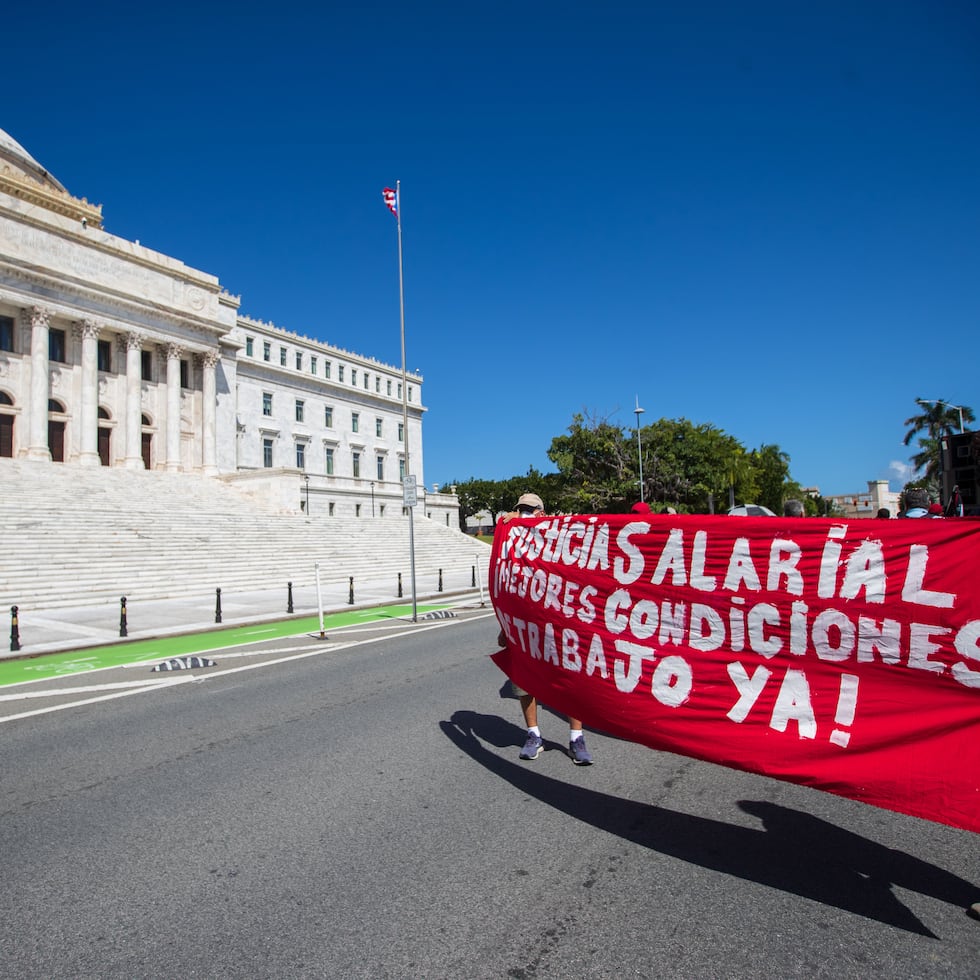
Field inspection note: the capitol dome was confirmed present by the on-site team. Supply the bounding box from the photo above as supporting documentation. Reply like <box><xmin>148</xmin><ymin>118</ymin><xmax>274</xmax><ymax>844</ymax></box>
<box><xmin>0</xmin><ymin>127</ymin><xmax>66</xmax><ymax>192</ymax></box>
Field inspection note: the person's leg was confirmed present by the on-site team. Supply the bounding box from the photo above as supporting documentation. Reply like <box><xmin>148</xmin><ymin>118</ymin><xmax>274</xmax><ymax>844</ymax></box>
<box><xmin>517</xmin><ymin>694</ymin><xmax>544</xmax><ymax>760</ymax></box>
<box><xmin>568</xmin><ymin>717</ymin><xmax>593</xmax><ymax>765</ymax></box>
<box><xmin>520</xmin><ymin>694</ymin><xmax>538</xmax><ymax>729</ymax></box>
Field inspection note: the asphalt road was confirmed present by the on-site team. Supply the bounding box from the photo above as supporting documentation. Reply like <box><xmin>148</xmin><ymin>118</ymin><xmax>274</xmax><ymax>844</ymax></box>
<box><xmin>0</xmin><ymin>608</ymin><xmax>977</xmax><ymax>978</ymax></box>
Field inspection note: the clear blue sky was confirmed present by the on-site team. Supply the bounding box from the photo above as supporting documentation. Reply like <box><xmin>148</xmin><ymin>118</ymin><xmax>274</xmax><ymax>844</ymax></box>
<box><xmin>5</xmin><ymin>2</ymin><xmax>978</xmax><ymax>496</ymax></box>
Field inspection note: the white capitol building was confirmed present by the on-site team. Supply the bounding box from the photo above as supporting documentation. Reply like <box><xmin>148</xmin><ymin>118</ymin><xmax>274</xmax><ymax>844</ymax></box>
<box><xmin>0</xmin><ymin>127</ymin><xmax>459</xmax><ymax>525</ymax></box>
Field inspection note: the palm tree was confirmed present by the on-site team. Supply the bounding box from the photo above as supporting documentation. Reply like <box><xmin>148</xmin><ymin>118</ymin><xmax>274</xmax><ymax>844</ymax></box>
<box><xmin>903</xmin><ymin>398</ymin><xmax>975</xmax><ymax>481</ymax></box>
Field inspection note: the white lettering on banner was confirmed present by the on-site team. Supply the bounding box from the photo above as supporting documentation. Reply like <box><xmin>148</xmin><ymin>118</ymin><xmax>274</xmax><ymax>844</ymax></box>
<box><xmin>727</xmin><ymin>661</ymin><xmax>771</xmax><ymax>723</ymax></box>
<box><xmin>585</xmin><ymin>633</ymin><xmax>609</xmax><ymax>678</ymax></box>
<box><xmin>839</xmin><ymin>539</ymin><xmax>887</xmax><ymax>603</ymax></box>
<box><xmin>500</xmin><ymin>519</ymin><xmax>961</xmax><ymax>610</ymax></box>
<box><xmin>653</xmin><ymin>528</ymin><xmax>689</xmax><ymax>587</ymax></box>
<box><xmin>901</xmin><ymin>545</ymin><xmax>955</xmax><ymax>608</ymax></box>
<box><xmin>612</xmin><ymin>640</ymin><xmax>650</xmax><ymax>692</ymax></box>
<box><xmin>494</xmin><ymin>517</ymin><xmax>980</xmax><ymax>755</ymax></box>
<box><xmin>723</xmin><ymin>537</ymin><xmax>762</xmax><ymax>592</ymax></box>
<box><xmin>818</xmin><ymin>525</ymin><xmax>848</xmax><ymax>599</ymax></box>
<box><xmin>766</xmin><ymin>540</ymin><xmax>804</xmax><ymax>595</ymax></box>
<box><xmin>831</xmin><ymin>674</ymin><xmax>860</xmax><ymax>747</ymax></box>
<box><xmin>952</xmin><ymin>621</ymin><xmax>980</xmax><ymax>687</ymax></box>
<box><xmin>690</xmin><ymin>530</ymin><xmax>717</xmax><ymax>591</ymax></box>
<box><xmin>614</xmin><ymin>523</ymin><xmax>647</xmax><ymax>583</ymax></box>
<box><xmin>502</xmin><ymin>582</ymin><xmax>980</xmax><ymax>690</ymax></box>
<box><xmin>907</xmin><ymin>623</ymin><xmax>951</xmax><ymax>674</ymax></box>
<box><xmin>652</xmin><ymin>656</ymin><xmax>693</xmax><ymax>707</ymax></box>
<box><xmin>770</xmin><ymin>669</ymin><xmax>817</xmax><ymax>739</ymax></box>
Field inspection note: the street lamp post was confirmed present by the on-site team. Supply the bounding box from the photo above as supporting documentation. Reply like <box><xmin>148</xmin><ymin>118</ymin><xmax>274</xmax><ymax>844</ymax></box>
<box><xmin>370</xmin><ymin>481</ymin><xmax>375</xmax><ymax>517</ymax></box>
<box><xmin>924</xmin><ymin>399</ymin><xmax>965</xmax><ymax>434</ymax></box>
<box><xmin>634</xmin><ymin>396</ymin><xmax>645</xmax><ymax>503</ymax></box>
<box><xmin>304</xmin><ymin>473</ymin><xmax>310</xmax><ymax>515</ymax></box>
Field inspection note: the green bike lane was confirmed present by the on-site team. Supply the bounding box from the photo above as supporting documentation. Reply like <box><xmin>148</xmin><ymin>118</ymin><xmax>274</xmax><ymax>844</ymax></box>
<box><xmin>0</xmin><ymin>602</ymin><xmax>451</xmax><ymax>688</ymax></box>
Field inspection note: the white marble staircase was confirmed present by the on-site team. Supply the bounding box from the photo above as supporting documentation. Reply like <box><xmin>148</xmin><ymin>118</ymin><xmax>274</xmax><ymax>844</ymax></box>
<box><xmin>0</xmin><ymin>459</ymin><xmax>490</xmax><ymax>611</ymax></box>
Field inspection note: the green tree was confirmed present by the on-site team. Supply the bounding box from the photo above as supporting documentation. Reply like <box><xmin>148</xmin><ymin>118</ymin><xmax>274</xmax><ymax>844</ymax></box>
<box><xmin>903</xmin><ymin>398</ymin><xmax>976</xmax><ymax>481</ymax></box>
<box><xmin>749</xmin><ymin>443</ymin><xmax>792</xmax><ymax>514</ymax></box>
<box><xmin>547</xmin><ymin>413</ymin><xmax>637</xmax><ymax>513</ymax></box>
<box><xmin>450</xmin><ymin>468</ymin><xmax>556</xmax><ymax>528</ymax></box>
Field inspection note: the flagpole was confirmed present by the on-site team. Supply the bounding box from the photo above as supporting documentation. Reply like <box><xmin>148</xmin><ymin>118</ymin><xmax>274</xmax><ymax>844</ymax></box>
<box><xmin>394</xmin><ymin>181</ymin><xmax>417</xmax><ymax>622</ymax></box>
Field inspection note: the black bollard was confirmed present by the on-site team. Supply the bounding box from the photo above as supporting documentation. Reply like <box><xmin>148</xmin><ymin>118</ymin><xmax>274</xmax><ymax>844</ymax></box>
<box><xmin>398</xmin><ymin>572</ymin><xmax>403</xmax><ymax>598</ymax></box>
<box><xmin>287</xmin><ymin>581</ymin><xmax>294</xmax><ymax>613</ymax></box>
<box><xmin>348</xmin><ymin>576</ymin><xmax>354</xmax><ymax>605</ymax></box>
<box><xmin>119</xmin><ymin>596</ymin><xmax>128</xmax><ymax>637</ymax></box>
<box><xmin>215</xmin><ymin>587</ymin><xmax>222</xmax><ymax>624</ymax></box>
<box><xmin>10</xmin><ymin>605</ymin><xmax>21</xmax><ymax>652</ymax></box>
<box><xmin>438</xmin><ymin>568</ymin><xmax>443</xmax><ymax>592</ymax></box>
<box><xmin>472</xmin><ymin>564</ymin><xmax>476</xmax><ymax>588</ymax></box>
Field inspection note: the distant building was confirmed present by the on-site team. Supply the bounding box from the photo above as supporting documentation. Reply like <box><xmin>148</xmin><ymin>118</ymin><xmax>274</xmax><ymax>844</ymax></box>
<box><xmin>0</xmin><ymin>127</ymin><xmax>458</xmax><ymax>526</ymax></box>
<box><xmin>821</xmin><ymin>480</ymin><xmax>901</xmax><ymax>519</ymax></box>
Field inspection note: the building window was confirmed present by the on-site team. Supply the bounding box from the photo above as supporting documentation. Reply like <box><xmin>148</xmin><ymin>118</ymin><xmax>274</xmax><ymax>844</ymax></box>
<box><xmin>263</xmin><ymin>341</ymin><xmax>271</xmax><ymax>362</ymax></box>
<box><xmin>278</xmin><ymin>347</ymin><xmax>286</xmax><ymax>366</ymax></box>
<box><xmin>180</xmin><ymin>359</ymin><xmax>190</xmax><ymax>388</ymax></box>
<box><xmin>379</xmin><ymin>504</ymin><xmax>386</xmax><ymax>517</ymax></box>
<box><xmin>140</xmin><ymin>349</ymin><xmax>152</xmax><ymax>381</ymax></box>
<box><xmin>97</xmin><ymin>339</ymin><xmax>112</xmax><ymax>372</ymax></box>
<box><xmin>352</xmin><ymin>451</ymin><xmax>361</xmax><ymax>478</ymax></box>
<box><xmin>325</xmin><ymin>360</ymin><xmax>331</xmax><ymax>379</ymax></box>
<box><xmin>355</xmin><ymin>503</ymin><xmax>362</xmax><ymax>517</ymax></box>
<box><xmin>325</xmin><ymin>447</ymin><xmax>334</xmax><ymax>475</ymax></box>
<box><xmin>295</xmin><ymin>352</ymin><xmax>303</xmax><ymax>370</ymax></box>
<box><xmin>295</xmin><ymin>399</ymin><xmax>304</xmax><ymax>422</ymax></box>
<box><xmin>351</xmin><ymin>412</ymin><xmax>359</xmax><ymax>433</ymax></box>
<box><xmin>328</xmin><ymin>502</ymin><xmax>335</xmax><ymax>517</ymax></box>
<box><xmin>375</xmin><ymin>377</ymin><xmax>381</xmax><ymax>393</ymax></box>
<box><xmin>338</xmin><ymin>365</ymin><xmax>345</xmax><ymax>383</ymax></box>
<box><xmin>398</xmin><ymin>422</ymin><xmax>404</xmax><ymax>442</ymax></box>
<box><xmin>408</xmin><ymin>385</ymin><xmax>414</xmax><ymax>402</ymax></box>
<box><xmin>263</xmin><ymin>438</ymin><xmax>273</xmax><ymax>468</ymax></box>
<box><xmin>375</xmin><ymin>417</ymin><xmax>383</xmax><ymax>437</ymax></box>
<box><xmin>351</xmin><ymin>369</ymin><xmax>357</xmax><ymax>386</ymax></box>
<box><xmin>246</xmin><ymin>336</ymin><xmax>254</xmax><ymax>357</ymax></box>
<box><xmin>387</xmin><ymin>379</ymin><xmax>392</xmax><ymax>396</ymax></box>
<box><xmin>0</xmin><ymin>316</ymin><xmax>14</xmax><ymax>352</ymax></box>
<box><xmin>48</xmin><ymin>328</ymin><xmax>67</xmax><ymax>364</ymax></box>
<box><xmin>376</xmin><ymin>455</ymin><xmax>384</xmax><ymax>480</ymax></box>
<box><xmin>311</xmin><ymin>356</ymin><xmax>317</xmax><ymax>374</ymax></box>
<box><xmin>399</xmin><ymin>458</ymin><xmax>405</xmax><ymax>481</ymax></box>
<box><xmin>364</xmin><ymin>374</ymin><xmax>369</xmax><ymax>390</ymax></box>
<box><xmin>262</xmin><ymin>392</ymin><xmax>273</xmax><ymax>416</ymax></box>
<box><xmin>325</xmin><ymin>406</ymin><xmax>333</xmax><ymax>427</ymax></box>
<box><xmin>397</xmin><ymin>382</ymin><xmax>403</xmax><ymax>399</ymax></box>
<box><xmin>296</xmin><ymin>442</ymin><xmax>306</xmax><ymax>469</ymax></box>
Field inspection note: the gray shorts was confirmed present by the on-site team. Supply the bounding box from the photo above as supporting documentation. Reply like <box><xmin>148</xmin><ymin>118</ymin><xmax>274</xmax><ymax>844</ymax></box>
<box><xmin>511</xmin><ymin>680</ymin><xmax>529</xmax><ymax>698</ymax></box>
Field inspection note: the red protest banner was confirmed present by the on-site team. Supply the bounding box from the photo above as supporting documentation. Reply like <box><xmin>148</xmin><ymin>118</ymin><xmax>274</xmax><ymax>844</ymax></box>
<box><xmin>490</xmin><ymin>513</ymin><xmax>980</xmax><ymax>834</ymax></box>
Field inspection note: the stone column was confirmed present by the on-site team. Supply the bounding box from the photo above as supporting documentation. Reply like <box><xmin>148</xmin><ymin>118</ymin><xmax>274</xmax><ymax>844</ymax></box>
<box><xmin>124</xmin><ymin>332</ymin><xmax>145</xmax><ymax>470</ymax></box>
<box><xmin>165</xmin><ymin>343</ymin><xmax>183</xmax><ymax>471</ymax></box>
<box><xmin>26</xmin><ymin>306</ymin><xmax>51</xmax><ymax>461</ymax></box>
<box><xmin>76</xmin><ymin>320</ymin><xmax>101</xmax><ymax>466</ymax></box>
<box><xmin>201</xmin><ymin>350</ymin><xmax>218</xmax><ymax>476</ymax></box>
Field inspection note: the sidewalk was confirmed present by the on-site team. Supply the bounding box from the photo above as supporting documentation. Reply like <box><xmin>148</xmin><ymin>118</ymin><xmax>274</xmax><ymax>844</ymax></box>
<box><xmin>2</xmin><ymin>567</ymin><xmax>490</xmax><ymax>661</ymax></box>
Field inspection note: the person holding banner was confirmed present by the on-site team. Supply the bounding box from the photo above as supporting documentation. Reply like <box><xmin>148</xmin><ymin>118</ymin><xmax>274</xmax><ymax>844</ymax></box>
<box><xmin>497</xmin><ymin>492</ymin><xmax>593</xmax><ymax>766</ymax></box>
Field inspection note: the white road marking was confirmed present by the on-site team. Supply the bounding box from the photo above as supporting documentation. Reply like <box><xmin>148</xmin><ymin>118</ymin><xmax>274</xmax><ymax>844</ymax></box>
<box><xmin>0</xmin><ymin>612</ymin><xmax>498</xmax><ymax>723</ymax></box>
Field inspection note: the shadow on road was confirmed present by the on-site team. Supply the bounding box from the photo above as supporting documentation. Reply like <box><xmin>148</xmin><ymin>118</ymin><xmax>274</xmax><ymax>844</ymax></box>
<box><xmin>441</xmin><ymin>708</ymin><xmax>978</xmax><ymax>937</ymax></box>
